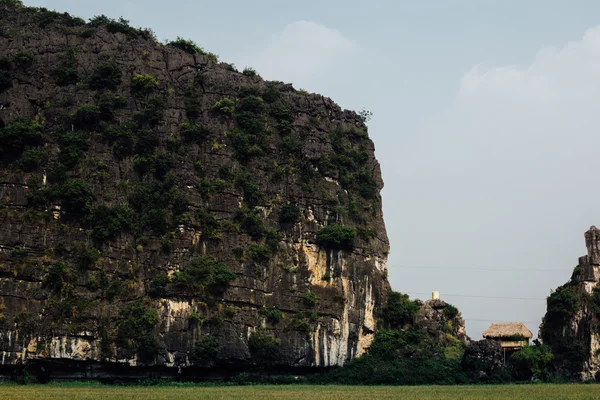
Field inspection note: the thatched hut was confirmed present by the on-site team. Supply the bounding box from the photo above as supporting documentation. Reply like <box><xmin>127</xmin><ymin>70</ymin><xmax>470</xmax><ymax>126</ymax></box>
<box><xmin>482</xmin><ymin>322</ymin><xmax>533</xmax><ymax>356</ymax></box>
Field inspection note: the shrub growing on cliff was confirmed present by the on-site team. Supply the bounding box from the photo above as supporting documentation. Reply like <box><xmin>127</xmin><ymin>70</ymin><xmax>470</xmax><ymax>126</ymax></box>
<box><xmin>236</xmin><ymin>208</ymin><xmax>266</xmax><ymax>239</ymax></box>
<box><xmin>167</xmin><ymin>37</ymin><xmax>204</xmax><ymax>55</ymax></box>
<box><xmin>196</xmin><ymin>207</ymin><xmax>221</xmax><ymax>240</ymax></box>
<box><xmin>92</xmin><ymin>203</ymin><xmax>134</xmax><ymax>241</ymax></box>
<box><xmin>211</xmin><ymin>98</ymin><xmax>235</xmax><ymax>116</ymax></box>
<box><xmin>172</xmin><ymin>256</ymin><xmax>236</xmax><ymax>298</ymax></box>
<box><xmin>18</xmin><ymin>147</ymin><xmax>47</xmax><ymax>171</ymax></box>
<box><xmin>58</xmin><ymin>131</ymin><xmax>89</xmax><ymax>169</ymax></box>
<box><xmin>0</xmin><ymin>69</ymin><xmax>11</xmax><ymax>92</ymax></box>
<box><xmin>0</xmin><ymin>0</ymin><xmax>24</xmax><ymax>7</ymax></box>
<box><xmin>56</xmin><ymin>179</ymin><xmax>95</xmax><ymax>216</ymax></box>
<box><xmin>89</xmin><ymin>15</ymin><xmax>155</xmax><ymax>40</ymax></box>
<box><xmin>88</xmin><ymin>62</ymin><xmax>122</xmax><ymax>90</ymax></box>
<box><xmin>13</xmin><ymin>50</ymin><xmax>34</xmax><ymax>68</ymax></box>
<box><xmin>117</xmin><ymin>300</ymin><xmax>159</xmax><ymax>357</ymax></box>
<box><xmin>0</xmin><ymin>117</ymin><xmax>44</xmax><ymax>157</ymax></box>
<box><xmin>53</xmin><ymin>47</ymin><xmax>79</xmax><ymax>86</ymax></box>
<box><xmin>148</xmin><ymin>272</ymin><xmax>169</xmax><ymax>297</ymax></box>
<box><xmin>96</xmin><ymin>92</ymin><xmax>128</xmax><ymax>120</ymax></box>
<box><xmin>131</xmin><ymin>74</ymin><xmax>158</xmax><ymax>96</ymax></box>
<box><xmin>381</xmin><ymin>291</ymin><xmax>419</xmax><ymax>329</ymax></box>
<box><xmin>243</xmin><ymin>67</ymin><xmax>257</xmax><ymax>77</ymax></box>
<box><xmin>72</xmin><ymin>105</ymin><xmax>102</xmax><ymax>130</ymax></box>
<box><xmin>266</xmin><ymin>308</ymin><xmax>283</xmax><ymax>324</ymax></box>
<box><xmin>545</xmin><ymin>286</ymin><xmax>581</xmax><ymax>327</ymax></box>
<box><xmin>0</xmin><ymin>57</ymin><xmax>12</xmax><ymax>92</ymax></box>
<box><xmin>443</xmin><ymin>304</ymin><xmax>459</xmax><ymax>318</ymax></box>
<box><xmin>316</xmin><ymin>224</ymin><xmax>356</xmax><ymax>250</ymax></box>
<box><xmin>181</xmin><ymin>120</ymin><xmax>210</xmax><ymax>144</ymax></box>
<box><xmin>303</xmin><ymin>290</ymin><xmax>317</xmax><ymax>307</ymax></box>
<box><xmin>249</xmin><ymin>330</ymin><xmax>280</xmax><ymax>365</ymax></box>
<box><xmin>279</xmin><ymin>203</ymin><xmax>300</xmax><ymax>224</ymax></box>
<box><xmin>192</xmin><ymin>334</ymin><xmax>219</xmax><ymax>364</ymax></box>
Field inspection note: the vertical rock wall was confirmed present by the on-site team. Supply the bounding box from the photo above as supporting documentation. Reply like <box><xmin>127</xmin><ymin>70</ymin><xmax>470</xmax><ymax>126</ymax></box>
<box><xmin>0</xmin><ymin>3</ymin><xmax>390</xmax><ymax>377</ymax></box>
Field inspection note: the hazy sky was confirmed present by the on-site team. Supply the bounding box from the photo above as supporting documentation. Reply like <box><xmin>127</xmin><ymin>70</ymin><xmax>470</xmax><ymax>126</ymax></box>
<box><xmin>26</xmin><ymin>0</ymin><xmax>600</xmax><ymax>339</ymax></box>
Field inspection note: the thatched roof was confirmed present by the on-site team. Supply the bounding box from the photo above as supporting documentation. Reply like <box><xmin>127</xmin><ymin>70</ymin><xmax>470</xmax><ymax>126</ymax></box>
<box><xmin>482</xmin><ymin>322</ymin><xmax>533</xmax><ymax>339</ymax></box>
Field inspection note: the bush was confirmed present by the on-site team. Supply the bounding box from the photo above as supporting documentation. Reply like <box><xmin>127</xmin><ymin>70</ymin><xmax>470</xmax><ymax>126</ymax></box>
<box><xmin>58</xmin><ymin>130</ymin><xmax>89</xmax><ymax>169</ymax></box>
<box><xmin>92</xmin><ymin>203</ymin><xmax>134</xmax><ymax>241</ymax></box>
<box><xmin>148</xmin><ymin>272</ymin><xmax>169</xmax><ymax>298</ymax></box>
<box><xmin>234</xmin><ymin>171</ymin><xmax>264</xmax><ymax>206</ymax></box>
<box><xmin>248</xmin><ymin>330</ymin><xmax>280</xmax><ymax>365</ymax></box>
<box><xmin>242</xmin><ymin>67</ymin><xmax>257</xmax><ymax>77</ymax></box>
<box><xmin>18</xmin><ymin>147</ymin><xmax>47</xmax><ymax>171</ymax></box>
<box><xmin>196</xmin><ymin>178</ymin><xmax>227</xmax><ymax>200</ymax></box>
<box><xmin>249</xmin><ymin>243</ymin><xmax>270</xmax><ymax>266</ymax></box>
<box><xmin>53</xmin><ymin>47</ymin><xmax>78</xmax><ymax>86</ymax></box>
<box><xmin>196</xmin><ymin>207</ymin><xmax>221</xmax><ymax>240</ymax></box>
<box><xmin>262</xmin><ymin>82</ymin><xmax>280</xmax><ymax>103</ymax></box>
<box><xmin>131</xmin><ymin>74</ymin><xmax>158</xmax><ymax>96</ymax></box>
<box><xmin>381</xmin><ymin>291</ymin><xmax>419</xmax><ymax>329</ymax></box>
<box><xmin>282</xmin><ymin>134</ymin><xmax>302</xmax><ymax>155</ymax></box>
<box><xmin>133</xmin><ymin>93</ymin><xmax>166</xmax><ymax>127</ymax></box>
<box><xmin>279</xmin><ymin>203</ymin><xmax>300</xmax><ymax>224</ymax></box>
<box><xmin>211</xmin><ymin>98</ymin><xmax>235</xmax><ymax>116</ymax></box>
<box><xmin>72</xmin><ymin>105</ymin><xmax>101</xmax><ymax>130</ymax></box>
<box><xmin>0</xmin><ymin>69</ymin><xmax>11</xmax><ymax>92</ymax></box>
<box><xmin>13</xmin><ymin>50</ymin><xmax>34</xmax><ymax>68</ymax></box>
<box><xmin>72</xmin><ymin>246</ymin><xmax>100</xmax><ymax>269</ymax></box>
<box><xmin>315</xmin><ymin>224</ymin><xmax>356</xmax><ymax>250</ymax></box>
<box><xmin>266</xmin><ymin>308</ymin><xmax>283</xmax><ymax>324</ymax></box>
<box><xmin>167</xmin><ymin>37</ymin><xmax>205</xmax><ymax>55</ymax></box>
<box><xmin>181</xmin><ymin>120</ymin><xmax>210</xmax><ymax>144</ymax></box>
<box><xmin>117</xmin><ymin>301</ymin><xmax>159</xmax><ymax>357</ymax></box>
<box><xmin>56</xmin><ymin>179</ymin><xmax>95</xmax><ymax>216</ymax></box>
<box><xmin>0</xmin><ymin>0</ymin><xmax>23</xmax><ymax>7</ymax></box>
<box><xmin>510</xmin><ymin>345</ymin><xmax>554</xmax><ymax>381</ymax></box>
<box><xmin>443</xmin><ymin>304</ymin><xmax>459</xmax><ymax>318</ymax></box>
<box><xmin>96</xmin><ymin>92</ymin><xmax>128</xmax><ymax>120</ymax></box>
<box><xmin>41</xmin><ymin>261</ymin><xmax>73</xmax><ymax>293</ymax></box>
<box><xmin>228</xmin><ymin>129</ymin><xmax>265</xmax><ymax>162</ymax></box>
<box><xmin>11</xmin><ymin>247</ymin><xmax>27</xmax><ymax>262</ymax></box>
<box><xmin>172</xmin><ymin>256</ymin><xmax>236</xmax><ymax>298</ymax></box>
<box><xmin>303</xmin><ymin>290</ymin><xmax>317</xmax><ymax>307</ymax></box>
<box><xmin>192</xmin><ymin>334</ymin><xmax>219</xmax><ymax>364</ymax></box>
<box><xmin>89</xmin><ymin>15</ymin><xmax>155</xmax><ymax>40</ymax></box>
<box><xmin>128</xmin><ymin>179</ymin><xmax>174</xmax><ymax>235</ymax></box>
<box><xmin>236</xmin><ymin>208</ymin><xmax>266</xmax><ymax>239</ymax></box>
<box><xmin>88</xmin><ymin>62</ymin><xmax>122</xmax><ymax>90</ymax></box>
<box><xmin>545</xmin><ymin>286</ymin><xmax>581</xmax><ymax>327</ymax></box>
<box><xmin>0</xmin><ymin>117</ymin><xmax>44</xmax><ymax>156</ymax></box>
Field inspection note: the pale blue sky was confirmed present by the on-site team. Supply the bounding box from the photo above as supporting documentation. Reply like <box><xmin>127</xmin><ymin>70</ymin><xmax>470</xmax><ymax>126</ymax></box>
<box><xmin>26</xmin><ymin>0</ymin><xmax>600</xmax><ymax>339</ymax></box>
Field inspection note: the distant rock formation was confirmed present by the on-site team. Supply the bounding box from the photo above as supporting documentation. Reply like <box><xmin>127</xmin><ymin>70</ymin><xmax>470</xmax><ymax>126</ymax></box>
<box><xmin>540</xmin><ymin>226</ymin><xmax>600</xmax><ymax>381</ymax></box>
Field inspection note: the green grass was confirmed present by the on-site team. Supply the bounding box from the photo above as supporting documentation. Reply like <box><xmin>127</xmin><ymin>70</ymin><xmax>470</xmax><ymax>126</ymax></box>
<box><xmin>1</xmin><ymin>384</ymin><xmax>600</xmax><ymax>400</ymax></box>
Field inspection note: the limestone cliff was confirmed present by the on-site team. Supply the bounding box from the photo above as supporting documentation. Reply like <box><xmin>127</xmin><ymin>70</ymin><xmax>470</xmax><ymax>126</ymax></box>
<box><xmin>0</xmin><ymin>2</ymin><xmax>389</xmax><ymax>378</ymax></box>
<box><xmin>540</xmin><ymin>226</ymin><xmax>600</xmax><ymax>381</ymax></box>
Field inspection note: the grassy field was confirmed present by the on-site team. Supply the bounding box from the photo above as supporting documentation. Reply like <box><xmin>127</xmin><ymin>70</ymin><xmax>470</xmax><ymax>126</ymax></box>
<box><xmin>1</xmin><ymin>384</ymin><xmax>600</xmax><ymax>400</ymax></box>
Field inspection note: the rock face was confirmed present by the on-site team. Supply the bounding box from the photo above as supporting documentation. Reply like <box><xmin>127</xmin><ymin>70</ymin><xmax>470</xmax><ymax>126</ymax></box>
<box><xmin>416</xmin><ymin>299</ymin><xmax>468</xmax><ymax>343</ymax></box>
<box><xmin>540</xmin><ymin>226</ymin><xmax>600</xmax><ymax>381</ymax></box>
<box><xmin>0</xmin><ymin>3</ymin><xmax>389</xmax><ymax>378</ymax></box>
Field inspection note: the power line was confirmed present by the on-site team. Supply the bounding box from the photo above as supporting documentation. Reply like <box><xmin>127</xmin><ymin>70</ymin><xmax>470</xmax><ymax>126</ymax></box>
<box><xmin>408</xmin><ymin>292</ymin><xmax>546</xmax><ymax>301</ymax></box>
<box><xmin>468</xmin><ymin>318</ymin><xmax>542</xmax><ymax>325</ymax></box>
<box><xmin>392</xmin><ymin>265</ymin><xmax>567</xmax><ymax>273</ymax></box>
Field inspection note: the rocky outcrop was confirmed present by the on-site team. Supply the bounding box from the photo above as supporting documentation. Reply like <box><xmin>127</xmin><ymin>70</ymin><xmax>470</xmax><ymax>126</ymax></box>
<box><xmin>540</xmin><ymin>226</ymin><xmax>600</xmax><ymax>381</ymax></box>
<box><xmin>416</xmin><ymin>299</ymin><xmax>468</xmax><ymax>343</ymax></box>
<box><xmin>0</xmin><ymin>3</ymin><xmax>389</xmax><ymax>378</ymax></box>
